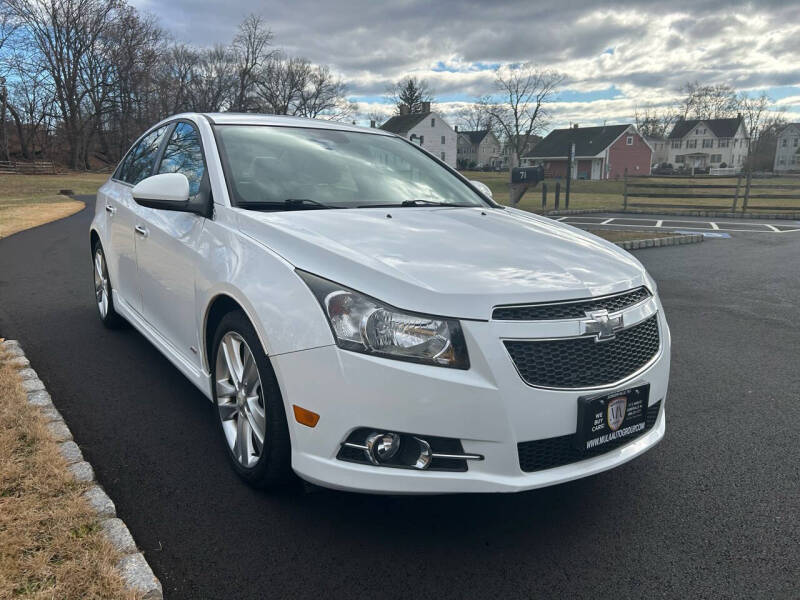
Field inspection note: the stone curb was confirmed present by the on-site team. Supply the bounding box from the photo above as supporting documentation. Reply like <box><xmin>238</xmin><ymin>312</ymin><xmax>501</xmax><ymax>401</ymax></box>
<box><xmin>1</xmin><ymin>339</ymin><xmax>163</xmax><ymax>600</ymax></box>
<box><xmin>544</xmin><ymin>208</ymin><xmax>800</xmax><ymax>220</ymax></box>
<box><xmin>612</xmin><ymin>233</ymin><xmax>705</xmax><ymax>251</ymax></box>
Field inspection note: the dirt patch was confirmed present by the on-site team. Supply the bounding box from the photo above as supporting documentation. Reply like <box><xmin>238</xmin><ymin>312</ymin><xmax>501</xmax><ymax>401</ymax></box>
<box><xmin>0</xmin><ymin>351</ymin><xmax>136</xmax><ymax>599</ymax></box>
<box><xmin>588</xmin><ymin>229</ymin><xmax>679</xmax><ymax>243</ymax></box>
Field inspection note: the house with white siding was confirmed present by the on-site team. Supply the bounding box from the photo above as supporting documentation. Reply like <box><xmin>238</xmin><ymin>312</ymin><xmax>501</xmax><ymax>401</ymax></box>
<box><xmin>379</xmin><ymin>103</ymin><xmax>457</xmax><ymax>168</ymax></box>
<box><xmin>666</xmin><ymin>116</ymin><xmax>749</xmax><ymax>171</ymax></box>
<box><xmin>773</xmin><ymin>123</ymin><xmax>800</xmax><ymax>172</ymax></box>
<box><xmin>456</xmin><ymin>129</ymin><xmax>502</xmax><ymax>169</ymax></box>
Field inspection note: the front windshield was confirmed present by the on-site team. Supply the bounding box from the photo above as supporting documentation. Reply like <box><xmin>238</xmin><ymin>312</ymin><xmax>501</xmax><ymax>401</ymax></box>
<box><xmin>215</xmin><ymin>125</ymin><xmax>489</xmax><ymax>210</ymax></box>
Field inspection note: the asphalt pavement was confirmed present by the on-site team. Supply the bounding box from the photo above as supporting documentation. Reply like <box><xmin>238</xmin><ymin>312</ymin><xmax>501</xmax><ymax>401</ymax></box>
<box><xmin>0</xmin><ymin>198</ymin><xmax>798</xmax><ymax>599</ymax></box>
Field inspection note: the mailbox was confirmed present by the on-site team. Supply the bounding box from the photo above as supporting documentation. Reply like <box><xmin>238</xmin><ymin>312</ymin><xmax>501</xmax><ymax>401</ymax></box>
<box><xmin>510</xmin><ymin>166</ymin><xmax>544</xmax><ymax>185</ymax></box>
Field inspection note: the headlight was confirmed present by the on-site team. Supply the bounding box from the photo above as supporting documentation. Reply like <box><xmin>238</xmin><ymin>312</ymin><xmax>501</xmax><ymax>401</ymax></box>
<box><xmin>297</xmin><ymin>271</ymin><xmax>469</xmax><ymax>369</ymax></box>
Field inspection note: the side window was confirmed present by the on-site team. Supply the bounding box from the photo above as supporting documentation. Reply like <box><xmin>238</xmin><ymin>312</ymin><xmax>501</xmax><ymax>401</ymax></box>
<box><xmin>158</xmin><ymin>122</ymin><xmax>206</xmax><ymax>197</ymax></box>
<box><xmin>124</xmin><ymin>126</ymin><xmax>169</xmax><ymax>185</ymax></box>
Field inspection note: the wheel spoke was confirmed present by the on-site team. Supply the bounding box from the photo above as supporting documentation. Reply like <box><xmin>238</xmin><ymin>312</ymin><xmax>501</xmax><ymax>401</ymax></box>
<box><xmin>245</xmin><ymin>403</ymin><xmax>265</xmax><ymax>445</ymax></box>
<box><xmin>242</xmin><ymin>352</ymin><xmax>258</xmax><ymax>392</ymax></box>
<box><xmin>236</xmin><ymin>414</ymin><xmax>250</xmax><ymax>464</ymax></box>
<box><xmin>216</xmin><ymin>379</ymin><xmax>236</xmax><ymax>399</ymax></box>
<box><xmin>221</xmin><ymin>337</ymin><xmax>242</xmax><ymax>387</ymax></box>
<box><xmin>218</xmin><ymin>402</ymin><xmax>237</xmax><ymax>421</ymax></box>
<box><xmin>95</xmin><ymin>253</ymin><xmax>103</xmax><ymax>279</ymax></box>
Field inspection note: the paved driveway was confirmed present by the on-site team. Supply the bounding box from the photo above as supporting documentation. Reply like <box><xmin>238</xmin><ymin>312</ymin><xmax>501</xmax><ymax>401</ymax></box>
<box><xmin>0</xmin><ymin>199</ymin><xmax>797</xmax><ymax>599</ymax></box>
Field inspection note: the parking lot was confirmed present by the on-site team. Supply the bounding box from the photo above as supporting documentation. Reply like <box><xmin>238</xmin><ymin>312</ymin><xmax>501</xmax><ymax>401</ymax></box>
<box><xmin>556</xmin><ymin>213</ymin><xmax>800</xmax><ymax>237</ymax></box>
<box><xmin>0</xmin><ymin>202</ymin><xmax>798</xmax><ymax>599</ymax></box>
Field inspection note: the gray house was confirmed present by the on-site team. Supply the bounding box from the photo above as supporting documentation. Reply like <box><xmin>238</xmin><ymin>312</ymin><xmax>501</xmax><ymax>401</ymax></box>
<box><xmin>773</xmin><ymin>123</ymin><xmax>800</xmax><ymax>172</ymax></box>
<box><xmin>456</xmin><ymin>129</ymin><xmax>502</xmax><ymax>169</ymax></box>
<box><xmin>379</xmin><ymin>103</ymin><xmax>457</xmax><ymax>168</ymax></box>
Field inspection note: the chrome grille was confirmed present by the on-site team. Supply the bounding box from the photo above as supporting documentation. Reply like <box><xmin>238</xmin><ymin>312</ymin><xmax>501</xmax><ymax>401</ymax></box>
<box><xmin>492</xmin><ymin>287</ymin><xmax>651</xmax><ymax>321</ymax></box>
<box><xmin>504</xmin><ymin>315</ymin><xmax>660</xmax><ymax>389</ymax></box>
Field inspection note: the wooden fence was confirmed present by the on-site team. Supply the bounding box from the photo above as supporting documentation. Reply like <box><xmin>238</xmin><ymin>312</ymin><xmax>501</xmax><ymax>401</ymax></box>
<box><xmin>0</xmin><ymin>160</ymin><xmax>57</xmax><ymax>175</ymax></box>
<box><xmin>623</xmin><ymin>174</ymin><xmax>800</xmax><ymax>212</ymax></box>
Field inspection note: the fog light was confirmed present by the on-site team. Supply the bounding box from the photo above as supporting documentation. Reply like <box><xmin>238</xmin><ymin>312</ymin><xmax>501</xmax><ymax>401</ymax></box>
<box><xmin>413</xmin><ymin>437</ymin><xmax>432</xmax><ymax>470</ymax></box>
<box><xmin>365</xmin><ymin>432</ymin><xmax>401</xmax><ymax>464</ymax></box>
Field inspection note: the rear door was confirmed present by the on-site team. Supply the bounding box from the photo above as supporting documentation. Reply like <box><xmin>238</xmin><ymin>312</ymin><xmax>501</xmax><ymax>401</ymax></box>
<box><xmin>104</xmin><ymin>125</ymin><xmax>169</xmax><ymax>314</ymax></box>
<box><xmin>135</xmin><ymin>121</ymin><xmax>209</xmax><ymax>366</ymax></box>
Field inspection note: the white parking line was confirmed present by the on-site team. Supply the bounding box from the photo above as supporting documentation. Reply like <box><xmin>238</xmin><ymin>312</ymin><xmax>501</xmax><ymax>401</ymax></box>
<box><xmin>765</xmin><ymin>224</ymin><xmax>780</xmax><ymax>232</ymax></box>
<box><xmin>655</xmin><ymin>220</ymin><xmax>663</xmax><ymax>227</ymax></box>
<box><xmin>600</xmin><ymin>218</ymin><xmax>614</xmax><ymax>224</ymax></box>
<box><xmin>710</xmin><ymin>222</ymin><xmax>719</xmax><ymax>230</ymax></box>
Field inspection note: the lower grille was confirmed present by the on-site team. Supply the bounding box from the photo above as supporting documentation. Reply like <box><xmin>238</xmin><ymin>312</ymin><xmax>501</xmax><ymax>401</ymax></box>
<box><xmin>505</xmin><ymin>314</ymin><xmax>660</xmax><ymax>389</ymax></box>
<box><xmin>517</xmin><ymin>401</ymin><xmax>662</xmax><ymax>473</ymax></box>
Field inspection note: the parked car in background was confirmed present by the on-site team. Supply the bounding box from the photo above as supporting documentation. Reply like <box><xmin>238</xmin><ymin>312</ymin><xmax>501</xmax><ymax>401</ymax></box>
<box><xmin>90</xmin><ymin>113</ymin><xmax>669</xmax><ymax>494</ymax></box>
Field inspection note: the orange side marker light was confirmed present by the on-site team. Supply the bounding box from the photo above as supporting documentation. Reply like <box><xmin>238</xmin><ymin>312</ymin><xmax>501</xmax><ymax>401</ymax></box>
<box><xmin>293</xmin><ymin>405</ymin><xmax>320</xmax><ymax>428</ymax></box>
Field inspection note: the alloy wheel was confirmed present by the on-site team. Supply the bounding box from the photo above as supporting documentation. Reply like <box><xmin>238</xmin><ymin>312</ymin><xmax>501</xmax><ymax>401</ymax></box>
<box><xmin>215</xmin><ymin>332</ymin><xmax>266</xmax><ymax>468</ymax></box>
<box><xmin>94</xmin><ymin>248</ymin><xmax>110</xmax><ymax>318</ymax></box>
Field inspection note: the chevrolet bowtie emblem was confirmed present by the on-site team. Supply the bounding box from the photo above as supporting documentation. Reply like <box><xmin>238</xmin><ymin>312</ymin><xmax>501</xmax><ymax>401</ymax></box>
<box><xmin>583</xmin><ymin>309</ymin><xmax>623</xmax><ymax>342</ymax></box>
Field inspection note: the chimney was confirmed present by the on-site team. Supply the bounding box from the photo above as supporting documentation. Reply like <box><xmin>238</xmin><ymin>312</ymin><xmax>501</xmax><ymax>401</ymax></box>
<box><xmin>370</xmin><ymin>119</ymin><xmax>376</xmax><ymax>128</ymax></box>
<box><xmin>399</xmin><ymin>103</ymin><xmax>410</xmax><ymax>115</ymax></box>
<box><xmin>573</xmin><ymin>123</ymin><xmax>579</xmax><ymax>129</ymax></box>
<box><xmin>454</xmin><ymin>125</ymin><xmax>459</xmax><ymax>132</ymax></box>
<box><xmin>421</xmin><ymin>101</ymin><xmax>431</xmax><ymax>114</ymax></box>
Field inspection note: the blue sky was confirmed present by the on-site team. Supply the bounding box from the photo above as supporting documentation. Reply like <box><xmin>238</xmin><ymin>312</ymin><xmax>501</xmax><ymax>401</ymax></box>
<box><xmin>133</xmin><ymin>0</ymin><xmax>800</xmax><ymax>128</ymax></box>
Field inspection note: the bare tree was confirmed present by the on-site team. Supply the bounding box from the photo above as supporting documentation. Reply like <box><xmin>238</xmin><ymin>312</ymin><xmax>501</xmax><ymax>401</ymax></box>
<box><xmin>677</xmin><ymin>81</ymin><xmax>739</xmax><ymax>120</ymax></box>
<box><xmin>738</xmin><ymin>91</ymin><xmax>784</xmax><ymax>171</ymax></box>
<box><xmin>297</xmin><ymin>64</ymin><xmax>356</xmax><ymax>121</ymax></box>
<box><xmin>633</xmin><ymin>106</ymin><xmax>675</xmax><ymax>138</ymax></box>
<box><xmin>483</xmin><ymin>63</ymin><xmax>563</xmax><ymax>176</ymax></box>
<box><xmin>455</xmin><ymin>102</ymin><xmax>494</xmax><ymax>131</ymax></box>
<box><xmin>188</xmin><ymin>45</ymin><xmax>237</xmax><ymax>112</ymax></box>
<box><xmin>255</xmin><ymin>53</ymin><xmax>309</xmax><ymax>115</ymax></box>
<box><xmin>386</xmin><ymin>76</ymin><xmax>434</xmax><ymax>114</ymax></box>
<box><xmin>231</xmin><ymin>14</ymin><xmax>274</xmax><ymax>112</ymax></box>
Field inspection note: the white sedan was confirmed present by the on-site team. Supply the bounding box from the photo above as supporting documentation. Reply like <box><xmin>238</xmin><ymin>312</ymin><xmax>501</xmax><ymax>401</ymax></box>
<box><xmin>90</xmin><ymin>113</ymin><xmax>669</xmax><ymax>493</ymax></box>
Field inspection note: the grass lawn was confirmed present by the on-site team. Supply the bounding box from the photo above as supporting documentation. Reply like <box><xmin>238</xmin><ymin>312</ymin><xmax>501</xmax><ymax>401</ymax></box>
<box><xmin>461</xmin><ymin>171</ymin><xmax>800</xmax><ymax>213</ymax></box>
<box><xmin>0</xmin><ymin>349</ymin><xmax>134</xmax><ymax>599</ymax></box>
<box><xmin>0</xmin><ymin>173</ymin><xmax>106</xmax><ymax>239</ymax></box>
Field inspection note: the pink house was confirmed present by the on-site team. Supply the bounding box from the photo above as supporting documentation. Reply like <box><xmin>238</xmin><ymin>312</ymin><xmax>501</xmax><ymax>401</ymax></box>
<box><xmin>523</xmin><ymin>124</ymin><xmax>652</xmax><ymax>180</ymax></box>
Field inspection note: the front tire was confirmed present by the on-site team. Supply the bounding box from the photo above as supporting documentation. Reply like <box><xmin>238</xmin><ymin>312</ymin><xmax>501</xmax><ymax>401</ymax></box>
<box><xmin>92</xmin><ymin>241</ymin><xmax>125</xmax><ymax>329</ymax></box>
<box><xmin>212</xmin><ymin>311</ymin><xmax>293</xmax><ymax>489</ymax></box>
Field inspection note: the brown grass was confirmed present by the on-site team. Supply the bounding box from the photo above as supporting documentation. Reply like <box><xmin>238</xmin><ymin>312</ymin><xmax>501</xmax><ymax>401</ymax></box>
<box><xmin>587</xmin><ymin>229</ymin><xmax>678</xmax><ymax>243</ymax></box>
<box><xmin>462</xmin><ymin>170</ymin><xmax>800</xmax><ymax>213</ymax></box>
<box><xmin>0</xmin><ymin>352</ymin><xmax>137</xmax><ymax>600</ymax></box>
<box><xmin>0</xmin><ymin>198</ymin><xmax>86</xmax><ymax>239</ymax></box>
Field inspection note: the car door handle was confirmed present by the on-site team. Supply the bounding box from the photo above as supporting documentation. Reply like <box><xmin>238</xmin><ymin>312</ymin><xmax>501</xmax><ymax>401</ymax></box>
<box><xmin>105</xmin><ymin>203</ymin><xmax>116</xmax><ymax>215</ymax></box>
<box><xmin>134</xmin><ymin>225</ymin><xmax>149</xmax><ymax>238</ymax></box>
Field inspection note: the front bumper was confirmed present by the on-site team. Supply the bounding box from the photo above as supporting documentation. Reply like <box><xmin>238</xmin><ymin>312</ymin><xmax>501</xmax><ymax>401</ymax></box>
<box><xmin>271</xmin><ymin>309</ymin><xmax>670</xmax><ymax>494</ymax></box>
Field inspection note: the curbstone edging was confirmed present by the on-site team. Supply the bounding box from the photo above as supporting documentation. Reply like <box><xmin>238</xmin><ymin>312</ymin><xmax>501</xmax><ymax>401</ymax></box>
<box><xmin>117</xmin><ymin>553</ymin><xmax>164</xmax><ymax>600</ymax></box>
<box><xmin>1</xmin><ymin>340</ymin><xmax>164</xmax><ymax>600</ymax></box>
<box><xmin>613</xmin><ymin>232</ymin><xmax>704</xmax><ymax>251</ymax></box>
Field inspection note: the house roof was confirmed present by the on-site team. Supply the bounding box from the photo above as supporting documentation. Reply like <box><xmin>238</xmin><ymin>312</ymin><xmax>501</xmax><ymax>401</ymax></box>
<box><xmin>668</xmin><ymin>117</ymin><xmax>743</xmax><ymax>139</ymax></box>
<box><xmin>459</xmin><ymin>130</ymin><xmax>491</xmax><ymax>145</ymax></box>
<box><xmin>525</xmin><ymin>124</ymin><xmax>630</xmax><ymax>158</ymax></box>
<box><xmin>379</xmin><ymin>112</ymin><xmax>430</xmax><ymax>134</ymax></box>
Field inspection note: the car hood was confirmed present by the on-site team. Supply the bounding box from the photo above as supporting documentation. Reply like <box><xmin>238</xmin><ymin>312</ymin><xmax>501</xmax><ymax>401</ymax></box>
<box><xmin>235</xmin><ymin>206</ymin><xmax>649</xmax><ymax>320</ymax></box>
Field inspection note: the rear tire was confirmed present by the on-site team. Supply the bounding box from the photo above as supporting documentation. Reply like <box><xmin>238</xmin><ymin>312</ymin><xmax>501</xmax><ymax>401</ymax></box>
<box><xmin>92</xmin><ymin>241</ymin><xmax>126</xmax><ymax>329</ymax></box>
<box><xmin>212</xmin><ymin>310</ymin><xmax>293</xmax><ymax>489</ymax></box>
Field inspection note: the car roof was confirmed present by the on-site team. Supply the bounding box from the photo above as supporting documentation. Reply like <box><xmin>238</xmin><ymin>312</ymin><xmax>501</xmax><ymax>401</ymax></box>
<box><xmin>191</xmin><ymin>112</ymin><xmax>393</xmax><ymax>136</ymax></box>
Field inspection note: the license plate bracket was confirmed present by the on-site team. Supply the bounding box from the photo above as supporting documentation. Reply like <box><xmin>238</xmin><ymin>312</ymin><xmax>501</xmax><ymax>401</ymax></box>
<box><xmin>575</xmin><ymin>384</ymin><xmax>650</xmax><ymax>452</ymax></box>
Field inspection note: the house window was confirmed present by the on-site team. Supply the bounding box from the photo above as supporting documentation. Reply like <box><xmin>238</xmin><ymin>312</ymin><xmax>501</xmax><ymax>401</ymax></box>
<box><xmin>440</xmin><ymin>152</ymin><xmax>446</xmax><ymax>161</ymax></box>
<box><xmin>702</xmin><ymin>139</ymin><xmax>713</xmax><ymax>148</ymax></box>
<box><xmin>710</xmin><ymin>154</ymin><xmax>722</xmax><ymax>163</ymax></box>
<box><xmin>441</xmin><ymin>135</ymin><xmax>445</xmax><ymax>144</ymax></box>
<box><xmin>431</xmin><ymin>118</ymin><xmax>435</xmax><ymax>127</ymax></box>
<box><xmin>794</xmin><ymin>138</ymin><xmax>798</xmax><ymax>147</ymax></box>
<box><xmin>675</xmin><ymin>155</ymin><xmax>685</xmax><ymax>163</ymax></box>
<box><xmin>626</xmin><ymin>136</ymin><xmax>633</xmax><ymax>145</ymax></box>
<box><xmin>719</xmin><ymin>138</ymin><xmax>729</xmax><ymax>148</ymax></box>
<box><xmin>783</xmin><ymin>139</ymin><xmax>788</xmax><ymax>147</ymax></box>
<box><xmin>671</xmin><ymin>140</ymin><xmax>682</xmax><ymax>149</ymax></box>
<box><xmin>779</xmin><ymin>158</ymin><xmax>785</xmax><ymax>165</ymax></box>
<box><xmin>695</xmin><ymin>128</ymin><xmax>700</xmax><ymax>134</ymax></box>
<box><xmin>686</xmin><ymin>139</ymin><xmax>697</xmax><ymax>148</ymax></box>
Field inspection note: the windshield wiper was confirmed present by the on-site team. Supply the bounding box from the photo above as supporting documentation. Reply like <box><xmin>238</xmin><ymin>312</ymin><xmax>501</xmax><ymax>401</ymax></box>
<box><xmin>241</xmin><ymin>198</ymin><xmax>341</xmax><ymax>211</ymax></box>
<box><xmin>357</xmin><ymin>199</ymin><xmax>473</xmax><ymax>208</ymax></box>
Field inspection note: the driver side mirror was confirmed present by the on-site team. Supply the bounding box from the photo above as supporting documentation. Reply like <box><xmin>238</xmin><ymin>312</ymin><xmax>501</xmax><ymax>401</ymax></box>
<box><xmin>132</xmin><ymin>173</ymin><xmax>204</xmax><ymax>214</ymax></box>
<box><xmin>469</xmin><ymin>179</ymin><xmax>493</xmax><ymax>200</ymax></box>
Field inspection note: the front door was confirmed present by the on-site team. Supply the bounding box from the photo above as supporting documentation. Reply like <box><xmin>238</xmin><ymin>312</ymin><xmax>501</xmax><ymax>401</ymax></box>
<box><xmin>135</xmin><ymin>121</ymin><xmax>208</xmax><ymax>367</ymax></box>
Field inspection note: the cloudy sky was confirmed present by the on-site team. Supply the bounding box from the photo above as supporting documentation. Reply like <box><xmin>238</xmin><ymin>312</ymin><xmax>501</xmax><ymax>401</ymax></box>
<box><xmin>132</xmin><ymin>0</ymin><xmax>800</xmax><ymax>129</ymax></box>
